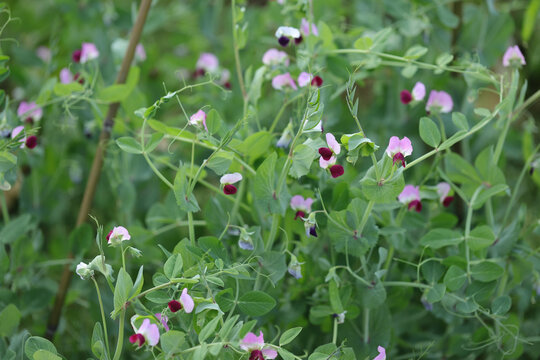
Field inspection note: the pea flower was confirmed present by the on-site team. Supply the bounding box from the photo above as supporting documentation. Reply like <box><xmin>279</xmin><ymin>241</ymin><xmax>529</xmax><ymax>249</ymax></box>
<box><xmin>398</xmin><ymin>185</ymin><xmax>422</xmax><ymax>212</ymax></box>
<box><xmin>502</xmin><ymin>45</ymin><xmax>525</xmax><ymax>67</ymax></box>
<box><xmin>168</xmin><ymin>288</ymin><xmax>194</xmax><ymax>313</ymax></box>
<box><xmin>80</xmin><ymin>42</ymin><xmax>99</xmax><ymax>63</ymax></box>
<box><xmin>189</xmin><ymin>109</ymin><xmax>208</xmax><ymax>131</ymax></box>
<box><xmin>297</xmin><ymin>72</ymin><xmax>323</xmax><ymax>88</ymax></box>
<box><xmin>155</xmin><ymin>313</ymin><xmax>169</xmax><ymax>332</ymax></box>
<box><xmin>287</xmin><ymin>255</ymin><xmax>303</xmax><ymax>279</ymax></box>
<box><xmin>129</xmin><ymin>318</ymin><xmax>160</xmax><ymax>347</ymax></box>
<box><xmin>421</xmin><ymin>296</ymin><xmax>433</xmax><ymax>311</ymax></box>
<box><xmin>25</xmin><ymin>136</ymin><xmax>38</xmax><ymax>149</ymax></box>
<box><xmin>60</xmin><ymin>68</ymin><xmax>74</xmax><ymax>84</ymax></box>
<box><xmin>106</xmin><ymin>226</ymin><xmax>131</xmax><ymax>246</ymax></box>
<box><xmin>36</xmin><ymin>46</ymin><xmax>51</xmax><ymax>62</ymax></box>
<box><xmin>400</xmin><ymin>82</ymin><xmax>426</xmax><ymax>104</ymax></box>
<box><xmin>319</xmin><ymin>133</ymin><xmax>340</xmax><ymax>161</ymax></box>
<box><xmin>436</xmin><ymin>182</ymin><xmax>454</xmax><ymax>207</ymax></box>
<box><xmin>195</xmin><ymin>52</ymin><xmax>219</xmax><ymax>76</ymax></box>
<box><xmin>426</xmin><ymin>90</ymin><xmax>453</xmax><ymax>113</ymax></box>
<box><xmin>300</xmin><ymin>18</ymin><xmax>318</xmax><ymax>37</ymax></box>
<box><xmin>75</xmin><ymin>262</ymin><xmax>94</xmax><ymax>280</ymax></box>
<box><xmin>272</xmin><ymin>73</ymin><xmax>297</xmax><ymax>90</ymax></box>
<box><xmin>276</xmin><ymin>123</ymin><xmax>293</xmax><ymax>149</ymax></box>
<box><xmin>135</xmin><ymin>43</ymin><xmax>146</xmax><ymax>62</ymax></box>
<box><xmin>220</xmin><ymin>69</ymin><xmax>232</xmax><ymax>89</ymax></box>
<box><xmin>385</xmin><ymin>136</ymin><xmax>412</xmax><ymax>168</ymax></box>
<box><xmin>262</xmin><ymin>48</ymin><xmax>289</xmax><ymax>67</ymax></box>
<box><xmin>373</xmin><ymin>346</ymin><xmax>386</xmax><ymax>360</ymax></box>
<box><xmin>238</xmin><ymin>227</ymin><xmax>255</xmax><ymax>250</ymax></box>
<box><xmin>334</xmin><ymin>311</ymin><xmax>347</xmax><ymax>324</ymax></box>
<box><xmin>275</xmin><ymin>26</ymin><xmax>301</xmax><ymax>47</ymax></box>
<box><xmin>304</xmin><ymin>212</ymin><xmax>318</xmax><ymax>237</ymax></box>
<box><xmin>17</xmin><ymin>101</ymin><xmax>43</xmax><ymax>124</ymax></box>
<box><xmin>220</xmin><ymin>173</ymin><xmax>242</xmax><ymax>195</ymax></box>
<box><xmin>10</xmin><ymin>126</ymin><xmax>26</xmax><ymax>148</ymax></box>
<box><xmin>290</xmin><ymin>195</ymin><xmax>314</xmax><ymax>220</ymax></box>
<box><xmin>240</xmin><ymin>331</ymin><xmax>278</xmax><ymax>360</ymax></box>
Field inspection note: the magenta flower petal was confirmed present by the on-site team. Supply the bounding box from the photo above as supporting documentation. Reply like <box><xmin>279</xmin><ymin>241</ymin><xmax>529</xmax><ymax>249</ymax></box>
<box><xmin>80</xmin><ymin>42</ymin><xmax>99</xmax><ymax>63</ymax></box>
<box><xmin>400</xmin><ymin>90</ymin><xmax>412</xmax><ymax>104</ymax></box>
<box><xmin>179</xmin><ymin>288</ymin><xmax>194</xmax><ymax>313</ymax></box>
<box><xmin>196</xmin><ymin>52</ymin><xmax>219</xmax><ymax>73</ymax></box>
<box><xmin>373</xmin><ymin>346</ymin><xmax>386</xmax><ymax>360</ymax></box>
<box><xmin>189</xmin><ymin>109</ymin><xmax>207</xmax><ymax>130</ymax></box>
<box><xmin>138</xmin><ymin>319</ymin><xmax>160</xmax><ymax>346</ymax></box>
<box><xmin>262</xmin><ymin>48</ymin><xmax>289</xmax><ymax>66</ymax></box>
<box><xmin>129</xmin><ymin>333</ymin><xmax>145</xmax><ymax>347</ymax></box>
<box><xmin>290</xmin><ymin>195</ymin><xmax>305</xmax><ymax>210</ymax></box>
<box><xmin>502</xmin><ymin>45</ymin><xmax>526</xmax><ymax>67</ymax></box>
<box><xmin>36</xmin><ymin>46</ymin><xmax>51</xmax><ymax>62</ymax></box>
<box><xmin>168</xmin><ymin>300</ymin><xmax>182</xmax><ymax>313</ymax></box>
<box><xmin>60</xmin><ymin>68</ymin><xmax>74</xmax><ymax>84</ymax></box>
<box><xmin>311</xmin><ymin>76</ymin><xmax>323</xmax><ymax>87</ymax></box>
<box><xmin>426</xmin><ymin>90</ymin><xmax>453</xmax><ymax>113</ymax></box>
<box><xmin>135</xmin><ymin>43</ymin><xmax>147</xmax><ymax>62</ymax></box>
<box><xmin>298</xmin><ymin>72</ymin><xmax>311</xmax><ymax>87</ymax></box>
<box><xmin>412</xmin><ymin>82</ymin><xmax>426</xmax><ymax>101</ymax></box>
<box><xmin>330</xmin><ymin>164</ymin><xmax>344</xmax><ymax>178</ymax></box>
<box><xmin>240</xmin><ymin>331</ymin><xmax>265</xmax><ymax>351</ymax></box>
<box><xmin>436</xmin><ymin>182</ymin><xmax>450</xmax><ymax>202</ymax></box>
<box><xmin>272</xmin><ymin>73</ymin><xmax>298</xmax><ymax>90</ymax></box>
<box><xmin>17</xmin><ymin>101</ymin><xmax>43</xmax><ymax>122</ymax></box>
<box><xmin>386</xmin><ymin>136</ymin><xmax>413</xmax><ymax>161</ymax></box>
<box><xmin>155</xmin><ymin>313</ymin><xmax>169</xmax><ymax>332</ymax></box>
<box><xmin>326</xmin><ymin>133</ymin><xmax>340</xmax><ymax>155</ymax></box>
<box><xmin>11</xmin><ymin>126</ymin><xmax>26</xmax><ymax>148</ymax></box>
<box><xmin>25</xmin><ymin>135</ymin><xmax>38</xmax><ymax>149</ymax></box>
<box><xmin>262</xmin><ymin>348</ymin><xmax>278</xmax><ymax>359</ymax></box>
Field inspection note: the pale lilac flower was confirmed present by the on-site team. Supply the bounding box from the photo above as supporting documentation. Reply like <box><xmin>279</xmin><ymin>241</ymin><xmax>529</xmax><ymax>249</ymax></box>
<box><xmin>80</xmin><ymin>42</ymin><xmax>99</xmax><ymax>63</ymax></box>
<box><xmin>17</xmin><ymin>101</ymin><xmax>43</xmax><ymax>123</ymax></box>
<box><xmin>412</xmin><ymin>82</ymin><xmax>426</xmax><ymax>101</ymax></box>
<box><xmin>220</xmin><ymin>69</ymin><xmax>231</xmax><ymax>87</ymax></box>
<box><xmin>287</xmin><ymin>255</ymin><xmax>303</xmax><ymax>279</ymax></box>
<box><xmin>36</xmin><ymin>46</ymin><xmax>51</xmax><ymax>62</ymax></box>
<box><xmin>262</xmin><ymin>48</ymin><xmax>289</xmax><ymax>66</ymax></box>
<box><xmin>290</xmin><ymin>195</ymin><xmax>314</xmax><ymax>220</ymax></box>
<box><xmin>398</xmin><ymin>185</ymin><xmax>422</xmax><ymax>212</ymax></box>
<box><xmin>426</xmin><ymin>90</ymin><xmax>453</xmax><ymax>113</ymax></box>
<box><xmin>385</xmin><ymin>136</ymin><xmax>413</xmax><ymax>168</ymax></box>
<box><xmin>276</xmin><ymin>123</ymin><xmax>293</xmax><ymax>148</ymax></box>
<box><xmin>301</xmin><ymin>18</ymin><xmax>318</xmax><ymax>37</ymax></box>
<box><xmin>60</xmin><ymin>68</ymin><xmax>74</xmax><ymax>84</ymax></box>
<box><xmin>240</xmin><ymin>331</ymin><xmax>278</xmax><ymax>359</ymax></box>
<box><xmin>373</xmin><ymin>346</ymin><xmax>386</xmax><ymax>360</ymax></box>
<box><xmin>189</xmin><ymin>109</ymin><xmax>208</xmax><ymax>131</ymax></box>
<box><xmin>154</xmin><ymin>313</ymin><xmax>169</xmax><ymax>332</ymax></box>
<box><xmin>436</xmin><ymin>182</ymin><xmax>454</xmax><ymax>207</ymax></box>
<box><xmin>503</xmin><ymin>45</ymin><xmax>526</xmax><ymax>67</ymax></box>
<box><xmin>129</xmin><ymin>318</ymin><xmax>160</xmax><ymax>347</ymax></box>
<box><xmin>106</xmin><ymin>226</ymin><xmax>131</xmax><ymax>246</ymax></box>
<box><xmin>272</xmin><ymin>73</ymin><xmax>297</xmax><ymax>90</ymax></box>
<box><xmin>220</xmin><ymin>173</ymin><xmax>242</xmax><ymax>195</ymax></box>
<box><xmin>135</xmin><ymin>43</ymin><xmax>146</xmax><ymax>62</ymax></box>
<box><xmin>304</xmin><ymin>212</ymin><xmax>318</xmax><ymax>237</ymax></box>
<box><xmin>275</xmin><ymin>26</ymin><xmax>301</xmax><ymax>47</ymax></box>
<box><xmin>75</xmin><ymin>262</ymin><xmax>94</xmax><ymax>280</ymax></box>
<box><xmin>168</xmin><ymin>288</ymin><xmax>194</xmax><ymax>313</ymax></box>
<box><xmin>238</xmin><ymin>227</ymin><xmax>255</xmax><ymax>250</ymax></box>
<box><xmin>196</xmin><ymin>52</ymin><xmax>219</xmax><ymax>74</ymax></box>
<box><xmin>334</xmin><ymin>311</ymin><xmax>347</xmax><ymax>324</ymax></box>
<box><xmin>421</xmin><ymin>297</ymin><xmax>433</xmax><ymax>311</ymax></box>
<box><xmin>10</xmin><ymin>126</ymin><xmax>26</xmax><ymax>148</ymax></box>
<box><xmin>298</xmin><ymin>72</ymin><xmax>312</xmax><ymax>87</ymax></box>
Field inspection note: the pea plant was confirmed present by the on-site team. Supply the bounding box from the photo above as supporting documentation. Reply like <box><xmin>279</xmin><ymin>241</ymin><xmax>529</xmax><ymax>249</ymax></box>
<box><xmin>0</xmin><ymin>1</ymin><xmax>539</xmax><ymax>360</ymax></box>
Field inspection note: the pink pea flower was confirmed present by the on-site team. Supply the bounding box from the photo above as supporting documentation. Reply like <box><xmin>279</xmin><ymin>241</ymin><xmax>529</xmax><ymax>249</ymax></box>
<box><xmin>262</xmin><ymin>48</ymin><xmax>289</xmax><ymax>67</ymax></box>
<box><xmin>129</xmin><ymin>318</ymin><xmax>160</xmax><ymax>347</ymax></box>
<box><xmin>385</xmin><ymin>136</ymin><xmax>413</xmax><ymax>168</ymax></box>
<box><xmin>220</xmin><ymin>173</ymin><xmax>243</xmax><ymax>195</ymax></box>
<box><xmin>189</xmin><ymin>109</ymin><xmax>208</xmax><ymax>131</ymax></box>
<box><xmin>298</xmin><ymin>72</ymin><xmax>312</xmax><ymax>87</ymax></box>
<box><xmin>106</xmin><ymin>226</ymin><xmax>131</xmax><ymax>246</ymax></box>
<box><xmin>80</xmin><ymin>42</ymin><xmax>99</xmax><ymax>63</ymax></box>
<box><xmin>400</xmin><ymin>82</ymin><xmax>426</xmax><ymax>105</ymax></box>
<box><xmin>11</xmin><ymin>126</ymin><xmax>26</xmax><ymax>148</ymax></box>
<box><xmin>220</xmin><ymin>69</ymin><xmax>231</xmax><ymax>89</ymax></box>
<box><xmin>311</xmin><ymin>75</ymin><xmax>323</xmax><ymax>87</ymax></box>
<box><xmin>319</xmin><ymin>155</ymin><xmax>344</xmax><ymax>178</ymax></box>
<box><xmin>272</xmin><ymin>73</ymin><xmax>297</xmax><ymax>90</ymax></box>
<box><xmin>25</xmin><ymin>135</ymin><xmax>38</xmax><ymax>149</ymax></box>
<box><xmin>426</xmin><ymin>90</ymin><xmax>453</xmax><ymax>113</ymax></box>
<box><xmin>17</xmin><ymin>101</ymin><xmax>43</xmax><ymax>124</ymax></box>
<box><xmin>503</xmin><ymin>45</ymin><xmax>525</xmax><ymax>67</ymax></box>
<box><xmin>436</xmin><ymin>182</ymin><xmax>454</xmax><ymax>207</ymax></box>
<box><xmin>301</xmin><ymin>18</ymin><xmax>318</xmax><ymax>37</ymax></box>
<box><xmin>319</xmin><ymin>133</ymin><xmax>341</xmax><ymax>161</ymax></box>
<box><xmin>398</xmin><ymin>185</ymin><xmax>422</xmax><ymax>212</ymax></box>
<box><xmin>240</xmin><ymin>331</ymin><xmax>278</xmax><ymax>360</ymax></box>
<box><xmin>195</xmin><ymin>52</ymin><xmax>219</xmax><ymax>76</ymax></box>
<box><xmin>373</xmin><ymin>346</ymin><xmax>386</xmax><ymax>360</ymax></box>
<box><xmin>155</xmin><ymin>313</ymin><xmax>169</xmax><ymax>332</ymax></box>
<box><xmin>60</xmin><ymin>68</ymin><xmax>74</xmax><ymax>84</ymax></box>
<box><xmin>290</xmin><ymin>195</ymin><xmax>314</xmax><ymax>220</ymax></box>
<box><xmin>168</xmin><ymin>288</ymin><xmax>194</xmax><ymax>313</ymax></box>
<box><xmin>275</xmin><ymin>26</ymin><xmax>301</xmax><ymax>47</ymax></box>
<box><xmin>135</xmin><ymin>43</ymin><xmax>147</xmax><ymax>62</ymax></box>
<box><xmin>36</xmin><ymin>46</ymin><xmax>51</xmax><ymax>62</ymax></box>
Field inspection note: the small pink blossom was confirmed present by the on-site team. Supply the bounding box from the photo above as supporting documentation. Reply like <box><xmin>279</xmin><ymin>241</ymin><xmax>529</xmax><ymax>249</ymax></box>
<box><xmin>11</xmin><ymin>126</ymin><xmax>26</xmax><ymax>148</ymax></box>
<box><xmin>385</xmin><ymin>136</ymin><xmax>413</xmax><ymax>168</ymax></box>
<box><xmin>412</xmin><ymin>82</ymin><xmax>426</xmax><ymax>101</ymax></box>
<box><xmin>196</xmin><ymin>52</ymin><xmax>219</xmax><ymax>74</ymax></box>
<box><xmin>240</xmin><ymin>331</ymin><xmax>278</xmax><ymax>360</ymax></box>
<box><xmin>262</xmin><ymin>48</ymin><xmax>289</xmax><ymax>66</ymax></box>
<box><xmin>426</xmin><ymin>90</ymin><xmax>453</xmax><ymax>113</ymax></box>
<box><xmin>373</xmin><ymin>346</ymin><xmax>386</xmax><ymax>360</ymax></box>
<box><xmin>398</xmin><ymin>185</ymin><xmax>422</xmax><ymax>212</ymax></box>
<box><xmin>17</xmin><ymin>101</ymin><xmax>43</xmax><ymax>123</ymax></box>
<box><xmin>60</xmin><ymin>68</ymin><xmax>74</xmax><ymax>84</ymax></box>
<box><xmin>189</xmin><ymin>109</ymin><xmax>208</xmax><ymax>131</ymax></box>
<box><xmin>220</xmin><ymin>173</ymin><xmax>243</xmax><ymax>195</ymax></box>
<box><xmin>129</xmin><ymin>318</ymin><xmax>160</xmax><ymax>347</ymax></box>
<box><xmin>290</xmin><ymin>195</ymin><xmax>314</xmax><ymax>220</ymax></box>
<box><xmin>168</xmin><ymin>288</ymin><xmax>194</xmax><ymax>313</ymax></box>
<box><xmin>272</xmin><ymin>73</ymin><xmax>297</xmax><ymax>90</ymax></box>
<box><xmin>502</xmin><ymin>45</ymin><xmax>525</xmax><ymax>67</ymax></box>
<box><xmin>135</xmin><ymin>43</ymin><xmax>147</xmax><ymax>62</ymax></box>
<box><xmin>298</xmin><ymin>72</ymin><xmax>312</xmax><ymax>87</ymax></box>
<box><xmin>106</xmin><ymin>226</ymin><xmax>131</xmax><ymax>246</ymax></box>
<box><xmin>36</xmin><ymin>46</ymin><xmax>51</xmax><ymax>62</ymax></box>
<box><xmin>436</xmin><ymin>182</ymin><xmax>454</xmax><ymax>207</ymax></box>
<box><xmin>80</xmin><ymin>42</ymin><xmax>99</xmax><ymax>63</ymax></box>
<box><xmin>301</xmin><ymin>18</ymin><xmax>319</xmax><ymax>37</ymax></box>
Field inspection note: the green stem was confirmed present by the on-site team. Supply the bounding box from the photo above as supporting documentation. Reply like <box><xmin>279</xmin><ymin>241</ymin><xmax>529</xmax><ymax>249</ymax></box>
<box><xmin>382</xmin><ymin>281</ymin><xmax>430</xmax><ymax>289</ymax></box>
<box><xmin>269</xmin><ymin>94</ymin><xmax>303</xmax><ymax>133</ymax></box>
<box><xmin>231</xmin><ymin>0</ymin><xmax>248</xmax><ymax>116</ymax></box>
<box><xmin>92</xmin><ymin>277</ymin><xmax>111</xmax><ymax>358</ymax></box>
<box><xmin>465</xmin><ymin>187</ymin><xmax>483</xmax><ymax>282</ymax></box>
<box><xmin>121</xmin><ymin>244</ymin><xmax>126</xmax><ymax>271</ymax></box>
<box><xmin>363</xmin><ymin>309</ymin><xmax>370</xmax><ymax>344</ymax></box>
<box><xmin>187</xmin><ymin>211</ymin><xmax>195</xmax><ymax>246</ymax></box>
<box><xmin>143</xmin><ymin>152</ymin><xmax>174</xmax><ymax>190</ymax></box>
<box><xmin>135</xmin><ymin>277</ymin><xmax>199</xmax><ymax>300</ymax></box>
<box><xmin>435</xmin><ymin>114</ymin><xmax>447</xmax><ymax>143</ymax></box>
<box><xmin>332</xmin><ymin>318</ymin><xmax>338</xmax><ymax>344</ymax></box>
<box><xmin>0</xmin><ymin>191</ymin><xmax>9</xmax><ymax>223</ymax></box>
<box><xmin>112</xmin><ymin>310</ymin><xmax>125</xmax><ymax>360</ymax></box>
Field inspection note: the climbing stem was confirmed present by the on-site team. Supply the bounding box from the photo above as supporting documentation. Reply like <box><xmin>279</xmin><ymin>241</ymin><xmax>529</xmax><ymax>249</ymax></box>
<box><xmin>112</xmin><ymin>310</ymin><xmax>125</xmax><ymax>360</ymax></box>
<box><xmin>92</xmin><ymin>277</ymin><xmax>111</xmax><ymax>358</ymax></box>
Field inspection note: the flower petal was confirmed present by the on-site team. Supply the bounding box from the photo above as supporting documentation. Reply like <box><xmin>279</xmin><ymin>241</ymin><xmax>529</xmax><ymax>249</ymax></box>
<box><xmin>326</xmin><ymin>133</ymin><xmax>341</xmax><ymax>155</ymax></box>
<box><xmin>290</xmin><ymin>195</ymin><xmax>305</xmax><ymax>210</ymax></box>
<box><xmin>196</xmin><ymin>52</ymin><xmax>219</xmax><ymax>73</ymax></box>
<box><xmin>373</xmin><ymin>346</ymin><xmax>386</xmax><ymax>360</ymax></box>
<box><xmin>80</xmin><ymin>42</ymin><xmax>99</xmax><ymax>63</ymax></box>
<box><xmin>180</xmin><ymin>288</ymin><xmax>194</xmax><ymax>313</ymax></box>
<box><xmin>272</xmin><ymin>73</ymin><xmax>297</xmax><ymax>90</ymax></box>
<box><xmin>319</xmin><ymin>155</ymin><xmax>336</xmax><ymax>169</ymax></box>
<box><xmin>385</xmin><ymin>136</ymin><xmax>401</xmax><ymax>157</ymax></box>
<box><xmin>412</xmin><ymin>82</ymin><xmax>426</xmax><ymax>101</ymax></box>
<box><xmin>399</xmin><ymin>137</ymin><xmax>413</xmax><ymax>157</ymax></box>
<box><xmin>240</xmin><ymin>331</ymin><xmax>265</xmax><ymax>351</ymax></box>
<box><xmin>262</xmin><ymin>348</ymin><xmax>278</xmax><ymax>359</ymax></box>
<box><xmin>275</xmin><ymin>26</ymin><xmax>300</xmax><ymax>39</ymax></box>
<box><xmin>298</xmin><ymin>72</ymin><xmax>311</xmax><ymax>87</ymax></box>
<box><xmin>220</xmin><ymin>173</ymin><xmax>243</xmax><ymax>185</ymax></box>
<box><xmin>398</xmin><ymin>185</ymin><xmax>420</xmax><ymax>205</ymax></box>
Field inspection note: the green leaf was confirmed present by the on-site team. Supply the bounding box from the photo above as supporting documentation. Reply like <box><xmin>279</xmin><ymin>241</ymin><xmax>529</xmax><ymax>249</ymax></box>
<box><xmin>468</xmin><ymin>225</ymin><xmax>495</xmax><ymax>251</ymax></box>
<box><xmin>473</xmin><ymin>108</ymin><xmax>491</xmax><ymax>117</ymax></box>
<box><xmin>426</xmin><ymin>283</ymin><xmax>446</xmax><ymax>303</ymax></box>
<box><xmin>25</xmin><ymin>337</ymin><xmax>58</xmax><ymax>360</ymax></box>
<box><xmin>199</xmin><ymin>314</ymin><xmax>222</xmax><ymax>343</ymax></box>
<box><xmin>0</xmin><ymin>304</ymin><xmax>21</xmax><ymax>337</ymax></box>
<box><xmin>160</xmin><ymin>330</ymin><xmax>185</xmax><ymax>356</ymax></box>
<box><xmin>144</xmin><ymin>133</ymin><xmax>164</xmax><ymax>153</ymax></box>
<box><xmin>116</xmin><ymin>137</ymin><xmax>143</xmax><ymax>154</ymax></box>
<box><xmin>354</xmin><ymin>37</ymin><xmax>373</xmax><ymax>50</ymax></box>
<box><xmin>0</xmin><ymin>214</ymin><xmax>32</xmax><ymax>245</ymax></box>
<box><xmin>471</xmin><ymin>262</ymin><xmax>504</xmax><ymax>282</ymax></box>
<box><xmin>289</xmin><ymin>144</ymin><xmax>316</xmax><ymax>178</ymax></box>
<box><xmin>452</xmin><ymin>112</ymin><xmax>469</xmax><ymax>131</ymax></box>
<box><xmin>419</xmin><ymin>117</ymin><xmax>441</xmax><ymax>147</ymax></box>
<box><xmin>0</xmin><ymin>151</ymin><xmax>17</xmax><ymax>172</ymax></box>
<box><xmin>129</xmin><ymin>266</ymin><xmax>144</xmax><ymax>299</ymax></box>
<box><xmin>96</xmin><ymin>66</ymin><xmax>140</xmax><ymax>103</ymax></box>
<box><xmin>492</xmin><ymin>295</ymin><xmax>512</xmax><ymax>315</ymax></box>
<box><xmin>444</xmin><ymin>265</ymin><xmax>466</xmax><ymax>291</ymax></box>
<box><xmin>522</xmin><ymin>0</ymin><xmax>540</xmax><ymax>43</ymax></box>
<box><xmin>238</xmin><ymin>291</ymin><xmax>276</xmax><ymax>316</ymax></box>
<box><xmin>329</xmin><ymin>279</ymin><xmax>344</xmax><ymax>313</ymax></box>
<box><xmin>473</xmin><ymin>184</ymin><xmax>508</xmax><ymax>209</ymax></box>
<box><xmin>361</xmin><ymin>282</ymin><xmax>386</xmax><ymax>309</ymax></box>
<box><xmin>173</xmin><ymin>168</ymin><xmax>200</xmax><ymax>212</ymax></box>
<box><xmin>53</xmin><ymin>82</ymin><xmax>84</xmax><ymax>96</ymax></box>
<box><xmin>419</xmin><ymin>229</ymin><xmax>463</xmax><ymax>249</ymax></box>
<box><xmin>206</xmin><ymin>109</ymin><xmax>222</xmax><ymax>135</ymax></box>
<box><xmin>206</xmin><ymin>151</ymin><xmax>233</xmax><ymax>176</ymax></box>
<box><xmin>113</xmin><ymin>268</ymin><xmax>133</xmax><ymax>314</ymax></box>
<box><xmin>401</xmin><ymin>64</ymin><xmax>418</xmax><ymax>78</ymax></box>
<box><xmin>91</xmin><ymin>322</ymin><xmax>105</xmax><ymax>359</ymax></box>
<box><xmin>404</xmin><ymin>45</ymin><xmax>429</xmax><ymax>59</ymax></box>
<box><xmin>361</xmin><ymin>159</ymin><xmax>405</xmax><ymax>203</ymax></box>
<box><xmin>248</xmin><ymin>66</ymin><xmax>266</xmax><ymax>105</ymax></box>
<box><xmin>456</xmin><ymin>298</ymin><xmax>479</xmax><ymax>313</ymax></box>
<box><xmin>164</xmin><ymin>253</ymin><xmax>183</xmax><ymax>279</ymax></box>
<box><xmin>253</xmin><ymin>153</ymin><xmax>285</xmax><ymax>214</ymax></box>
<box><xmin>278</xmin><ymin>348</ymin><xmax>296</xmax><ymax>360</ymax></box>
<box><xmin>279</xmin><ymin>327</ymin><xmax>302</xmax><ymax>346</ymax></box>
<box><xmin>436</xmin><ymin>53</ymin><xmax>454</xmax><ymax>67</ymax></box>
<box><xmin>239</xmin><ymin>131</ymin><xmax>273</xmax><ymax>163</ymax></box>
<box><xmin>437</xmin><ymin>4</ymin><xmax>459</xmax><ymax>28</ymax></box>
<box><xmin>33</xmin><ymin>350</ymin><xmax>61</xmax><ymax>360</ymax></box>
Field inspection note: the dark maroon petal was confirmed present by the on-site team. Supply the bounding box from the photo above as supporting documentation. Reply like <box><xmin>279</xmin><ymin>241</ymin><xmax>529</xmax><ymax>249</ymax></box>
<box><xmin>278</xmin><ymin>36</ymin><xmax>290</xmax><ymax>47</ymax></box>
<box><xmin>224</xmin><ymin>81</ymin><xmax>231</xmax><ymax>89</ymax></box>
<box><xmin>294</xmin><ymin>35</ymin><xmax>303</xmax><ymax>45</ymax></box>
<box><xmin>249</xmin><ymin>350</ymin><xmax>265</xmax><ymax>360</ymax></box>
<box><xmin>72</xmin><ymin>49</ymin><xmax>82</xmax><ymax>63</ymax></box>
<box><xmin>129</xmin><ymin>333</ymin><xmax>145</xmax><ymax>347</ymax></box>
<box><xmin>25</xmin><ymin>136</ymin><xmax>37</xmax><ymax>149</ymax></box>
<box><xmin>168</xmin><ymin>300</ymin><xmax>183</xmax><ymax>312</ymax></box>
<box><xmin>442</xmin><ymin>196</ymin><xmax>454</xmax><ymax>207</ymax></box>
<box><xmin>408</xmin><ymin>200</ymin><xmax>422</xmax><ymax>212</ymax></box>
<box><xmin>311</xmin><ymin>75</ymin><xmax>323</xmax><ymax>87</ymax></box>
<box><xmin>392</xmin><ymin>152</ymin><xmax>406</xmax><ymax>168</ymax></box>
<box><xmin>400</xmin><ymin>90</ymin><xmax>412</xmax><ymax>104</ymax></box>
<box><xmin>223</xmin><ymin>184</ymin><xmax>237</xmax><ymax>195</ymax></box>
<box><xmin>330</xmin><ymin>164</ymin><xmax>344</xmax><ymax>178</ymax></box>
<box><xmin>318</xmin><ymin>147</ymin><xmax>333</xmax><ymax>161</ymax></box>
<box><xmin>25</xmin><ymin>117</ymin><xmax>34</xmax><ymax>125</ymax></box>
<box><xmin>194</xmin><ymin>68</ymin><xmax>205</xmax><ymax>78</ymax></box>
<box><xmin>106</xmin><ymin>230</ymin><xmax>113</xmax><ymax>241</ymax></box>
<box><xmin>309</xmin><ymin>226</ymin><xmax>318</xmax><ymax>237</ymax></box>
<box><xmin>294</xmin><ymin>210</ymin><xmax>306</xmax><ymax>220</ymax></box>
